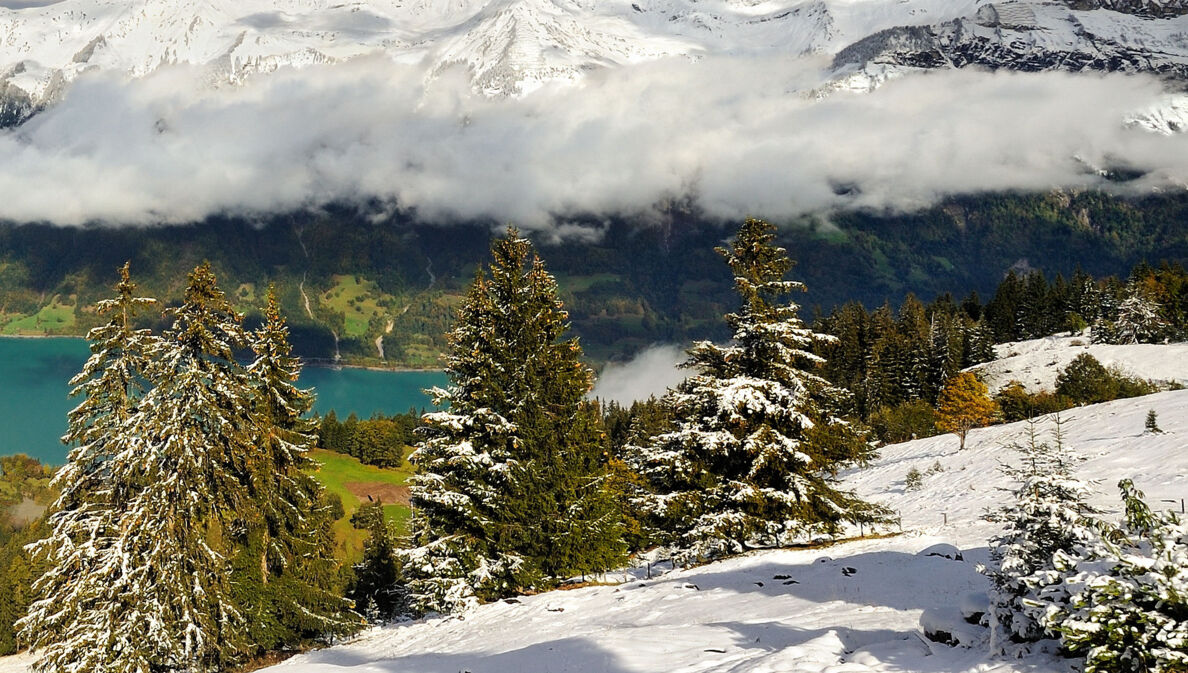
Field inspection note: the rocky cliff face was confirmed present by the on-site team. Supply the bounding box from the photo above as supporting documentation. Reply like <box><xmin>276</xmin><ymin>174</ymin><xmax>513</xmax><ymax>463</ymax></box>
<box><xmin>831</xmin><ymin>2</ymin><xmax>1188</xmax><ymax>91</ymax></box>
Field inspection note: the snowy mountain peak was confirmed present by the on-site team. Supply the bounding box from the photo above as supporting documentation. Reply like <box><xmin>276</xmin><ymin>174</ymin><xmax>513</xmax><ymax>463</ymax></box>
<box><xmin>428</xmin><ymin>0</ymin><xmax>695</xmax><ymax>96</ymax></box>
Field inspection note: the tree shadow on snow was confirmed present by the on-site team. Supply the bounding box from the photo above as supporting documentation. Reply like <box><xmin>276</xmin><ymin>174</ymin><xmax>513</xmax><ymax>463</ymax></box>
<box><xmin>643</xmin><ymin>547</ymin><xmax>992</xmax><ymax>614</ymax></box>
<box><xmin>293</xmin><ymin>635</ymin><xmax>637</xmax><ymax>673</ymax></box>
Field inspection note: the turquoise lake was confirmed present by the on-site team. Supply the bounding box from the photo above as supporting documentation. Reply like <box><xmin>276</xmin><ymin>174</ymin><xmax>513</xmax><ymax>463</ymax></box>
<box><xmin>0</xmin><ymin>337</ymin><xmax>446</xmax><ymax>466</ymax></box>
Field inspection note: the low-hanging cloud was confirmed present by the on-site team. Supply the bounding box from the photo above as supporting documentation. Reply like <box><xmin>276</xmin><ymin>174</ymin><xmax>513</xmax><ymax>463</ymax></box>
<box><xmin>591</xmin><ymin>344</ymin><xmax>688</xmax><ymax>405</ymax></box>
<box><xmin>3</xmin><ymin>55</ymin><xmax>1187</xmax><ymax>228</ymax></box>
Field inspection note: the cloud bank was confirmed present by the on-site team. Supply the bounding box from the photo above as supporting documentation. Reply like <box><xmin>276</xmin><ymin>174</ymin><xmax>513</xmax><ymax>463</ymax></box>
<box><xmin>2</xmin><ymin>56</ymin><xmax>1186</xmax><ymax>228</ymax></box>
<box><xmin>591</xmin><ymin>344</ymin><xmax>687</xmax><ymax>405</ymax></box>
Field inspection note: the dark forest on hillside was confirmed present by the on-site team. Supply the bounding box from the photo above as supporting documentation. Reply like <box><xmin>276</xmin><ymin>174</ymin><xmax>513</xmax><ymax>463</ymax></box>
<box><xmin>0</xmin><ymin>190</ymin><xmax>1185</xmax><ymax>366</ymax></box>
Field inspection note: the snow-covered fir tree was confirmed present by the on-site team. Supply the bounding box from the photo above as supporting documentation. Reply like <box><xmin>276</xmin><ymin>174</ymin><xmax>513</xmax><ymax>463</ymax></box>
<box><xmin>24</xmin><ymin>266</ymin><xmax>357</xmax><ymax>672</ymax></box>
<box><xmin>980</xmin><ymin>415</ymin><xmax>1099</xmax><ymax>652</ymax></box>
<box><xmin>77</xmin><ymin>261</ymin><xmax>259</xmax><ymax>672</ymax></box>
<box><xmin>628</xmin><ymin>218</ymin><xmax>886</xmax><ymax>564</ymax></box>
<box><xmin>963</xmin><ymin>319</ymin><xmax>997</xmax><ymax>368</ymax></box>
<box><xmin>928</xmin><ymin>313</ymin><xmax>964</xmax><ymax>402</ymax></box>
<box><xmin>235</xmin><ymin>286</ymin><xmax>359</xmax><ymax>648</ymax></box>
<box><xmin>19</xmin><ymin>263</ymin><xmax>161</xmax><ymax>673</ymax></box>
<box><xmin>402</xmin><ymin>227</ymin><xmax>624</xmax><ymax>614</ymax></box>
<box><xmin>1048</xmin><ymin>480</ymin><xmax>1188</xmax><ymax>673</ymax></box>
<box><xmin>1093</xmin><ymin>281</ymin><xmax>1168</xmax><ymax>344</ymax></box>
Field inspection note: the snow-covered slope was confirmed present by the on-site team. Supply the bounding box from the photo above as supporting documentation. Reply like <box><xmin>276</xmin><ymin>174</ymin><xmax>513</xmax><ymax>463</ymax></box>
<box><xmin>226</xmin><ymin>390</ymin><xmax>1186</xmax><ymax>673</ymax></box>
<box><xmin>5</xmin><ymin>0</ymin><xmax>1188</xmax><ymax>121</ymax></box>
<box><xmin>0</xmin><ymin>654</ymin><xmax>31</xmax><ymax>673</ymax></box>
<box><xmin>969</xmin><ymin>334</ymin><xmax>1188</xmax><ymax>392</ymax></box>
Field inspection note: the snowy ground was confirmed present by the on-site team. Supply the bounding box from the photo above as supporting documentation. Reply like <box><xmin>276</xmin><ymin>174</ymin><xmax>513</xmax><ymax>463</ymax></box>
<box><xmin>4</xmin><ymin>357</ymin><xmax>1185</xmax><ymax>672</ymax></box>
<box><xmin>971</xmin><ymin>334</ymin><xmax>1188</xmax><ymax>393</ymax></box>
<box><xmin>0</xmin><ymin>654</ymin><xmax>31</xmax><ymax>673</ymax></box>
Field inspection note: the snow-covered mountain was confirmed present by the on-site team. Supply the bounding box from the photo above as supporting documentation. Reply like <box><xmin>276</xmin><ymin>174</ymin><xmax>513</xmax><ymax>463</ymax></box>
<box><xmin>7</xmin><ymin>388</ymin><xmax>1180</xmax><ymax>672</ymax></box>
<box><xmin>6</xmin><ymin>0</ymin><xmax>1188</xmax><ymax>125</ymax></box>
<box><xmin>239</xmin><ymin>383</ymin><xmax>1188</xmax><ymax>673</ymax></box>
<box><xmin>832</xmin><ymin>1</ymin><xmax>1188</xmax><ymax>94</ymax></box>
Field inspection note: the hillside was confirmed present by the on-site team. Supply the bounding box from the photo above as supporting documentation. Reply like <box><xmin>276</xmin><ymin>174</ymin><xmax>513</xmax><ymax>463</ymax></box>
<box><xmin>221</xmin><ymin>391</ymin><xmax>1185</xmax><ymax>673</ymax></box>
<box><xmin>971</xmin><ymin>334</ymin><xmax>1188</xmax><ymax>393</ymax></box>
<box><xmin>2</xmin><ymin>192</ymin><xmax>1188</xmax><ymax>369</ymax></box>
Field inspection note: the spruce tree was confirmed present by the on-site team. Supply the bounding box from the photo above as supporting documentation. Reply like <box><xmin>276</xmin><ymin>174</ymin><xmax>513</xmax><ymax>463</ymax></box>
<box><xmin>20</xmin><ymin>263</ymin><xmax>161</xmax><ymax>673</ymax></box>
<box><xmin>1049</xmin><ymin>481</ymin><xmax>1188</xmax><ymax>673</ymax></box>
<box><xmin>349</xmin><ymin>500</ymin><xmax>403</xmax><ymax>623</ymax></box>
<box><xmin>234</xmin><ymin>286</ymin><xmax>359</xmax><ymax>647</ymax></box>
<box><xmin>76</xmin><ymin>261</ymin><xmax>258</xmax><ymax>672</ymax></box>
<box><xmin>1145</xmin><ymin>409</ymin><xmax>1162</xmax><ymax>434</ymax></box>
<box><xmin>628</xmin><ymin>218</ymin><xmax>886</xmax><ymax>564</ymax></box>
<box><xmin>981</xmin><ymin>416</ymin><xmax>1098</xmax><ymax>650</ymax></box>
<box><xmin>1095</xmin><ymin>281</ymin><xmax>1169</xmax><ymax>344</ymax></box>
<box><xmin>402</xmin><ymin>227</ymin><xmax>624</xmax><ymax>614</ymax></box>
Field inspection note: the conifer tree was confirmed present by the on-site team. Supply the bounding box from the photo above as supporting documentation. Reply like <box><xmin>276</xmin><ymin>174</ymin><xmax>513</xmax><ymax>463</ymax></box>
<box><xmin>349</xmin><ymin>500</ymin><xmax>403</xmax><ymax>623</ymax></box>
<box><xmin>67</xmin><ymin>261</ymin><xmax>258</xmax><ymax>672</ymax></box>
<box><xmin>897</xmin><ymin>295</ymin><xmax>931</xmax><ymax>402</ymax></box>
<box><xmin>1049</xmin><ymin>481</ymin><xmax>1188</xmax><ymax>673</ymax></box>
<box><xmin>234</xmin><ymin>286</ymin><xmax>359</xmax><ymax>647</ymax></box>
<box><xmin>20</xmin><ymin>263</ymin><xmax>161</xmax><ymax>673</ymax></box>
<box><xmin>1145</xmin><ymin>409</ymin><xmax>1161</xmax><ymax>434</ymax></box>
<box><xmin>963</xmin><ymin>319</ymin><xmax>997</xmax><ymax>366</ymax></box>
<box><xmin>402</xmin><ymin>227</ymin><xmax>624</xmax><ymax>613</ymax></box>
<box><xmin>981</xmin><ymin>416</ymin><xmax>1098</xmax><ymax>650</ymax></box>
<box><xmin>1095</xmin><ymin>281</ymin><xmax>1169</xmax><ymax>344</ymax></box>
<box><xmin>628</xmin><ymin>218</ymin><xmax>886</xmax><ymax>564</ymax></box>
<box><xmin>936</xmin><ymin>372</ymin><xmax>997</xmax><ymax>451</ymax></box>
<box><xmin>927</xmin><ymin>313</ymin><xmax>964</xmax><ymax>402</ymax></box>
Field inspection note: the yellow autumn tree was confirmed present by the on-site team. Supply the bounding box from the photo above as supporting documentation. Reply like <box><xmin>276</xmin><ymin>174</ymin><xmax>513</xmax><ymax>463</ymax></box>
<box><xmin>936</xmin><ymin>372</ymin><xmax>998</xmax><ymax>450</ymax></box>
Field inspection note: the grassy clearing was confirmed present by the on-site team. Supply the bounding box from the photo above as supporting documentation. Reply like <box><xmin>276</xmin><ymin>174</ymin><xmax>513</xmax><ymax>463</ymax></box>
<box><xmin>319</xmin><ymin>275</ymin><xmax>390</xmax><ymax>338</ymax></box>
<box><xmin>307</xmin><ymin>449</ymin><xmax>413</xmax><ymax>563</ymax></box>
<box><xmin>3</xmin><ymin>295</ymin><xmax>77</xmax><ymax>334</ymax></box>
<box><xmin>232</xmin><ymin>283</ymin><xmax>258</xmax><ymax>314</ymax></box>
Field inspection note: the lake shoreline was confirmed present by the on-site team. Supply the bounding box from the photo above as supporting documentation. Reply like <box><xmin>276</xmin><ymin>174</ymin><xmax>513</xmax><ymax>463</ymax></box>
<box><xmin>0</xmin><ymin>334</ymin><xmax>443</xmax><ymax>374</ymax></box>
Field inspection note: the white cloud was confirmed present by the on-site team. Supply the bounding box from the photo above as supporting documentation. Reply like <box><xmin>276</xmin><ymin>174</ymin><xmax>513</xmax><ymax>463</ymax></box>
<box><xmin>0</xmin><ymin>57</ymin><xmax>1185</xmax><ymax>228</ymax></box>
<box><xmin>591</xmin><ymin>344</ymin><xmax>687</xmax><ymax>406</ymax></box>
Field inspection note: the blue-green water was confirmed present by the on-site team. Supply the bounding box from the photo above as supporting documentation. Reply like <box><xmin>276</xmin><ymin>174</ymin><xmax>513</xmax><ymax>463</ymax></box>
<box><xmin>0</xmin><ymin>337</ymin><xmax>446</xmax><ymax>466</ymax></box>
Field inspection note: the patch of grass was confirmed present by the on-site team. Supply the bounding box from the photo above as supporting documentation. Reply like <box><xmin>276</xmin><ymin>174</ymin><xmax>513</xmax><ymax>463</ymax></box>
<box><xmin>3</xmin><ymin>295</ymin><xmax>77</xmax><ymax>335</ymax></box>
<box><xmin>232</xmin><ymin>283</ymin><xmax>258</xmax><ymax>314</ymax></box>
<box><xmin>307</xmin><ymin>449</ymin><xmax>413</xmax><ymax>563</ymax></box>
<box><xmin>319</xmin><ymin>275</ymin><xmax>391</xmax><ymax>339</ymax></box>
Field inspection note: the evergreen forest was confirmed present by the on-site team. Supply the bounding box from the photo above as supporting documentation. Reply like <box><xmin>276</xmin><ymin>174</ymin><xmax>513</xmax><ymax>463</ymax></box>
<box><xmin>1</xmin><ymin>190</ymin><xmax>1188</xmax><ymax>368</ymax></box>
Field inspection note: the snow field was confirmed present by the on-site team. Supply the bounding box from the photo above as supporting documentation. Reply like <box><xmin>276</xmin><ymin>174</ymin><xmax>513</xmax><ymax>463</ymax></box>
<box><xmin>275</xmin><ymin>531</ymin><xmax>998</xmax><ymax>673</ymax></box>
<box><xmin>971</xmin><ymin>334</ymin><xmax>1188</xmax><ymax>393</ymax></box>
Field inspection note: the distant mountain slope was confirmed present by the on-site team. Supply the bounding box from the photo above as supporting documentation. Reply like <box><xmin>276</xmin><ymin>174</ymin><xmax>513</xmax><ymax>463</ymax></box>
<box><xmin>832</xmin><ymin>1</ymin><xmax>1188</xmax><ymax>93</ymax></box>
